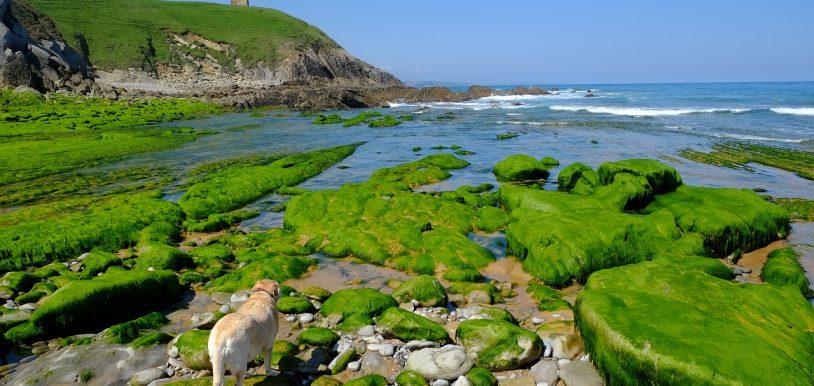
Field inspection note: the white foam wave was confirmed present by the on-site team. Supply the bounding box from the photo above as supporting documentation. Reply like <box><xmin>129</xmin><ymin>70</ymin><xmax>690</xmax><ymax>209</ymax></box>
<box><xmin>709</xmin><ymin>133</ymin><xmax>806</xmax><ymax>143</ymax></box>
<box><xmin>497</xmin><ymin>120</ymin><xmax>570</xmax><ymax>126</ymax></box>
<box><xmin>549</xmin><ymin>105</ymin><xmax>750</xmax><ymax>117</ymax></box>
<box><xmin>770</xmin><ymin>107</ymin><xmax>814</xmax><ymax>116</ymax></box>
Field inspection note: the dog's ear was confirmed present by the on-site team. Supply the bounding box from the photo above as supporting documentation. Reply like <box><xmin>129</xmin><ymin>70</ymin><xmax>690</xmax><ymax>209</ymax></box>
<box><xmin>270</xmin><ymin>281</ymin><xmax>280</xmax><ymax>300</ymax></box>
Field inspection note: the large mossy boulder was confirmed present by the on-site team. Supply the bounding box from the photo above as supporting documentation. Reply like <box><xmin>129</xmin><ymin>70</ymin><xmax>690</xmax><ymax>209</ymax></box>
<box><xmin>575</xmin><ymin>262</ymin><xmax>814</xmax><ymax>385</ymax></box>
<box><xmin>557</xmin><ymin>162</ymin><xmax>594</xmax><ymax>192</ymax></box>
<box><xmin>466</xmin><ymin>367</ymin><xmax>498</xmax><ymax>386</ymax></box>
<box><xmin>493</xmin><ymin>154</ymin><xmax>549</xmax><ymax>181</ymax></box>
<box><xmin>176</xmin><ymin>329</ymin><xmax>211</xmax><ymax>370</ymax></box>
<box><xmin>206</xmin><ymin>253</ymin><xmax>313</xmax><ymax>293</ymax></box>
<box><xmin>81</xmin><ymin>251</ymin><xmax>122</xmax><ymax>277</ymax></box>
<box><xmin>455</xmin><ymin>319</ymin><xmax>543</xmax><ymax>371</ymax></box>
<box><xmin>395</xmin><ymin>370</ymin><xmax>429</xmax><ymax>386</ymax></box>
<box><xmin>647</xmin><ymin>186</ymin><xmax>790</xmax><ymax>257</ymax></box>
<box><xmin>135</xmin><ymin>242</ymin><xmax>193</xmax><ymax>271</ymax></box>
<box><xmin>277</xmin><ymin>296</ymin><xmax>316</xmax><ymax>314</ymax></box>
<box><xmin>391</xmin><ymin>275</ymin><xmax>448</xmax><ymax>307</ymax></box>
<box><xmin>298</xmin><ymin>327</ymin><xmax>340</xmax><ymax>348</ymax></box>
<box><xmin>761</xmin><ymin>247</ymin><xmax>812</xmax><ymax>297</ymax></box>
<box><xmin>597</xmin><ymin>159</ymin><xmax>682</xmax><ymax>195</ymax></box>
<box><xmin>6</xmin><ymin>269</ymin><xmax>180</xmax><ymax>342</ymax></box>
<box><xmin>321</xmin><ymin>288</ymin><xmax>397</xmax><ymax>319</ymax></box>
<box><xmin>501</xmin><ymin>185</ymin><xmax>680</xmax><ymax>287</ymax></box>
<box><xmin>376</xmin><ymin>307</ymin><xmax>450</xmax><ymax>344</ymax></box>
<box><xmin>0</xmin><ymin>271</ymin><xmax>36</xmax><ymax>293</ymax></box>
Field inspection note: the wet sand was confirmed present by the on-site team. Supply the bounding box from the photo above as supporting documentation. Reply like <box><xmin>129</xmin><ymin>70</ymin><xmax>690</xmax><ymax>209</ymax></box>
<box><xmin>736</xmin><ymin>239</ymin><xmax>789</xmax><ymax>282</ymax></box>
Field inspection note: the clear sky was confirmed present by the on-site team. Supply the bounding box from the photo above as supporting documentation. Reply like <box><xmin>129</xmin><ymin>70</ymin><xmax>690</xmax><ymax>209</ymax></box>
<box><xmin>190</xmin><ymin>0</ymin><xmax>812</xmax><ymax>85</ymax></box>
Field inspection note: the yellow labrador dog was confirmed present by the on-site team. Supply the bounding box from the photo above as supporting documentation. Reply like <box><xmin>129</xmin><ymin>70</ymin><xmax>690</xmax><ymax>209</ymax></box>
<box><xmin>208</xmin><ymin>279</ymin><xmax>280</xmax><ymax>386</ymax></box>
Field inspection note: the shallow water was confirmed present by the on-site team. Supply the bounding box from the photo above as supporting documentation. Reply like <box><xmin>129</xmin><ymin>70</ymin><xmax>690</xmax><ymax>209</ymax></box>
<box><xmin>790</xmin><ymin>222</ymin><xmax>814</xmax><ymax>298</ymax></box>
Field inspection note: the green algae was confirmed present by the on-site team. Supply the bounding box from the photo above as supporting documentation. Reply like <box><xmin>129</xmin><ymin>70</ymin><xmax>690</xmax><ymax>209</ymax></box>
<box><xmin>761</xmin><ymin>247</ymin><xmax>812</xmax><ymax>297</ymax></box>
<box><xmin>298</xmin><ymin>327</ymin><xmax>339</xmax><ymax>347</ymax></box>
<box><xmin>540</xmin><ymin>156</ymin><xmax>560</xmax><ymax>166</ymax></box>
<box><xmin>176</xmin><ymin>329</ymin><xmax>211</xmax><ymax>370</ymax></box>
<box><xmin>345</xmin><ymin>374</ymin><xmax>387</xmax><ymax>386</ymax></box>
<box><xmin>467</xmin><ymin>367</ymin><xmax>498</xmax><ymax>386</ymax></box>
<box><xmin>335</xmin><ymin>313</ymin><xmax>374</xmax><ymax>332</ymax></box>
<box><xmin>527</xmin><ymin>283</ymin><xmax>571</xmax><ymax>311</ymax></box>
<box><xmin>313</xmin><ymin>114</ymin><xmax>344</xmax><ymax>125</ymax></box>
<box><xmin>455</xmin><ymin>319</ymin><xmax>543</xmax><ymax>371</ymax></box>
<box><xmin>576</xmin><ymin>262</ymin><xmax>814</xmax><ymax>386</ymax></box>
<box><xmin>0</xmin><ymin>192</ymin><xmax>182</xmax><ymax>272</ymax></box>
<box><xmin>496</xmin><ymin>133</ymin><xmax>520</xmax><ymax>140</ymax></box>
<box><xmin>180</xmin><ymin>143</ymin><xmax>360</xmax><ymax>219</ymax></box>
<box><xmin>647</xmin><ymin>186</ymin><xmax>790</xmax><ymax>257</ymax></box>
<box><xmin>448</xmin><ymin>282</ymin><xmax>502</xmax><ymax>304</ymax></box>
<box><xmin>6</xmin><ymin>269</ymin><xmax>179</xmax><ymax>342</ymax></box>
<box><xmin>679</xmin><ymin>142</ymin><xmax>814</xmax><ymax>180</ymax></box>
<box><xmin>299</xmin><ymin>286</ymin><xmax>331</xmax><ymax>301</ymax></box>
<box><xmin>391</xmin><ymin>275</ymin><xmax>448</xmax><ymax>307</ymax></box>
<box><xmin>474</xmin><ymin>206</ymin><xmax>508</xmax><ymax>232</ymax></box>
<box><xmin>376</xmin><ymin>307</ymin><xmax>450</xmax><ymax>344</ymax></box>
<box><xmin>493</xmin><ymin>155</ymin><xmax>549</xmax><ymax>181</ymax></box>
<box><xmin>775</xmin><ymin>198</ymin><xmax>814</xmax><ymax>221</ymax></box>
<box><xmin>139</xmin><ymin>222</ymin><xmax>181</xmax><ymax>245</ymax></box>
<box><xmin>343</xmin><ymin>111</ymin><xmax>382</xmax><ymax>127</ymax></box>
<box><xmin>442</xmin><ymin>268</ymin><xmax>484</xmax><ymax>282</ymax></box>
<box><xmin>131</xmin><ymin>332</ymin><xmax>173</xmax><ymax>348</ymax></box>
<box><xmin>206</xmin><ymin>254</ymin><xmax>313</xmax><ymax>293</ymax></box>
<box><xmin>134</xmin><ymin>242</ymin><xmax>193</xmax><ymax>271</ymax></box>
<box><xmin>105</xmin><ymin>311</ymin><xmax>169</xmax><ymax>344</ymax></box>
<box><xmin>368</xmin><ymin>115</ymin><xmax>402</xmax><ymax>128</ymax></box>
<box><xmin>320</xmin><ymin>288</ymin><xmax>397</xmax><ymax>319</ymax></box>
<box><xmin>183</xmin><ymin>210</ymin><xmax>259</xmax><ymax>232</ymax></box>
<box><xmin>395</xmin><ymin>370</ymin><xmax>429</xmax><ymax>386</ymax></box>
<box><xmin>277</xmin><ymin>296</ymin><xmax>316</xmax><ymax>314</ymax></box>
<box><xmin>597</xmin><ymin>159</ymin><xmax>682</xmax><ymax>195</ymax></box>
<box><xmin>81</xmin><ymin>251</ymin><xmax>122</xmax><ymax>277</ymax></box>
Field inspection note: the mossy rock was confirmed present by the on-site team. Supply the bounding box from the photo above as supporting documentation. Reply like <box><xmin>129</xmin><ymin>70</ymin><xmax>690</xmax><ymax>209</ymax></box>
<box><xmin>206</xmin><ymin>254</ymin><xmax>313</xmax><ymax>293</ymax></box>
<box><xmin>139</xmin><ymin>221</ymin><xmax>180</xmax><ymax>245</ymax></box>
<box><xmin>0</xmin><ymin>271</ymin><xmax>37</xmax><ymax>293</ymax></box>
<box><xmin>297</xmin><ymin>327</ymin><xmax>339</xmax><ymax>348</ymax></box>
<box><xmin>7</xmin><ymin>269</ymin><xmax>180</xmax><ymax>342</ymax></box>
<box><xmin>527</xmin><ymin>283</ymin><xmax>571</xmax><ymax>311</ymax></box>
<box><xmin>335</xmin><ymin>313</ymin><xmax>374</xmax><ymax>332</ymax></box>
<box><xmin>131</xmin><ymin>332</ymin><xmax>173</xmax><ymax>348</ymax></box>
<box><xmin>321</xmin><ymin>288</ymin><xmax>397</xmax><ymax>319</ymax></box>
<box><xmin>597</xmin><ymin>158</ymin><xmax>682</xmax><ymax>194</ymax></box>
<box><xmin>540</xmin><ymin>156</ymin><xmax>560</xmax><ymax>166</ymax></box>
<box><xmin>344</xmin><ymin>374</ymin><xmax>387</xmax><ymax>386</ymax></box>
<box><xmin>14</xmin><ymin>290</ymin><xmax>46</xmax><ymax>305</ymax></box>
<box><xmin>557</xmin><ymin>162</ymin><xmax>594</xmax><ymax>192</ymax></box>
<box><xmin>376</xmin><ymin>307</ymin><xmax>449</xmax><ymax>344</ymax></box>
<box><xmin>457</xmin><ymin>305</ymin><xmax>517</xmax><ymax>324</ymax></box>
<box><xmin>493</xmin><ymin>154</ymin><xmax>549</xmax><ymax>181</ymax></box>
<box><xmin>177</xmin><ymin>329</ymin><xmax>211</xmax><ymax>370</ymax></box>
<box><xmin>33</xmin><ymin>263</ymin><xmax>69</xmax><ymax>279</ymax></box>
<box><xmin>448</xmin><ymin>282</ymin><xmax>501</xmax><ymax>304</ymax></box>
<box><xmin>189</xmin><ymin>244</ymin><xmax>233</xmax><ymax>266</ymax></box>
<box><xmin>442</xmin><ymin>268</ymin><xmax>484</xmax><ymax>283</ymax></box>
<box><xmin>576</xmin><ymin>262</ymin><xmax>814</xmax><ymax>385</ymax></box>
<box><xmin>651</xmin><ymin>253</ymin><xmax>734</xmax><ymax>280</ymax></box>
<box><xmin>300</xmin><ymin>286</ymin><xmax>332</xmax><ymax>301</ymax></box>
<box><xmin>535</xmin><ymin>320</ymin><xmax>575</xmax><ymax>336</ymax></box>
<box><xmin>455</xmin><ymin>319</ymin><xmax>543</xmax><ymax>371</ymax></box>
<box><xmin>761</xmin><ymin>247</ymin><xmax>812</xmax><ymax>297</ymax></box>
<box><xmin>395</xmin><ymin>370</ymin><xmax>429</xmax><ymax>386</ymax></box>
<box><xmin>270</xmin><ymin>340</ymin><xmax>298</xmax><ymax>366</ymax></box>
<box><xmin>82</xmin><ymin>251</ymin><xmax>122</xmax><ymax>277</ymax></box>
<box><xmin>592</xmin><ymin>172</ymin><xmax>653</xmax><ymax>210</ymax></box>
<box><xmin>135</xmin><ymin>242</ymin><xmax>193</xmax><ymax>270</ymax></box>
<box><xmin>474</xmin><ymin>206</ymin><xmax>508</xmax><ymax>233</ymax></box>
<box><xmin>391</xmin><ymin>275</ymin><xmax>448</xmax><ymax>307</ymax></box>
<box><xmin>277</xmin><ymin>296</ymin><xmax>316</xmax><ymax>314</ymax></box>
<box><xmin>466</xmin><ymin>367</ymin><xmax>498</xmax><ymax>386</ymax></box>
<box><xmin>106</xmin><ymin>311</ymin><xmax>169</xmax><ymax>344</ymax></box>
<box><xmin>311</xmin><ymin>376</ymin><xmax>344</xmax><ymax>386</ymax></box>
<box><xmin>647</xmin><ymin>186</ymin><xmax>790</xmax><ymax>257</ymax></box>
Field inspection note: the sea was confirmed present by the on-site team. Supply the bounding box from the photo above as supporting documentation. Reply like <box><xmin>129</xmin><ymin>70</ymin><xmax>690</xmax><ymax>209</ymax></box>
<box><xmin>97</xmin><ymin>81</ymin><xmax>814</xmax><ymax>289</ymax></box>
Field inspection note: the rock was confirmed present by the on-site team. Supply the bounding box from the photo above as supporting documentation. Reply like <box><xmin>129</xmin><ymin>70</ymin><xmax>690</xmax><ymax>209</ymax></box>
<box><xmin>432</xmin><ymin>380</ymin><xmax>450</xmax><ymax>386</ymax></box>
<box><xmin>3</xmin><ymin>300</ymin><xmax>16</xmax><ymax>309</ymax></box>
<box><xmin>391</xmin><ymin>275</ymin><xmax>448</xmax><ymax>307</ymax></box>
<box><xmin>0</xmin><ymin>287</ymin><xmax>13</xmax><ymax>300</ymax></box>
<box><xmin>0</xmin><ymin>310</ymin><xmax>30</xmax><ymax>324</ymax></box>
<box><xmin>278</xmin><ymin>296</ymin><xmax>316</xmax><ymax>314</ymax></box>
<box><xmin>493</xmin><ymin>154</ymin><xmax>549</xmax><ymax>182</ymax></box>
<box><xmin>455</xmin><ymin>305</ymin><xmax>517</xmax><ymax>324</ymax></box>
<box><xmin>376</xmin><ymin>307</ymin><xmax>450</xmax><ymax>344</ymax></box>
<box><xmin>400</xmin><ymin>302</ymin><xmax>416</xmax><ymax>312</ymax></box>
<box><xmin>347</xmin><ymin>360</ymin><xmax>362</xmax><ymax>371</ymax></box>
<box><xmin>455</xmin><ymin>319</ymin><xmax>543</xmax><ymax>371</ymax></box>
<box><xmin>404</xmin><ymin>340</ymin><xmax>439</xmax><ymax>350</ymax></box>
<box><xmin>405</xmin><ymin>345</ymin><xmax>473</xmax><ymax>380</ymax></box>
<box><xmin>448</xmin><ymin>294</ymin><xmax>466</xmax><ymax>306</ymax></box>
<box><xmin>551</xmin><ymin>334</ymin><xmax>584</xmax><ymax>360</ymax></box>
<box><xmin>300</xmin><ymin>286</ymin><xmax>332</xmax><ymax>301</ymax></box>
<box><xmin>218</xmin><ymin>304</ymin><xmax>231</xmax><ymax>314</ymax></box>
<box><xmin>230</xmin><ymin>291</ymin><xmax>250</xmax><ymax>303</ymax></box>
<box><xmin>176</xmin><ymin>330</ymin><xmax>211</xmax><ymax>370</ymax></box>
<box><xmin>321</xmin><ymin>288</ymin><xmax>398</xmax><ymax>319</ymax></box>
<box><xmin>190</xmin><ymin>312</ymin><xmax>216</xmax><ymax>330</ymax></box>
<box><xmin>378</xmin><ymin>343</ymin><xmax>395</xmax><ymax>357</ymax></box>
<box><xmin>168</xmin><ymin>346</ymin><xmax>179</xmax><ymax>359</ymax></box>
<box><xmin>130</xmin><ymin>367</ymin><xmax>168</xmax><ymax>386</ymax></box>
<box><xmin>328</xmin><ymin>347</ymin><xmax>356</xmax><ymax>375</ymax></box>
<box><xmin>558</xmin><ymin>361</ymin><xmax>603</xmax><ymax>386</ymax></box>
<box><xmin>532</xmin><ymin>317</ymin><xmax>546</xmax><ymax>325</ymax></box>
<box><xmin>299</xmin><ymin>313</ymin><xmax>315</xmax><ymax>324</ymax></box>
<box><xmin>297</xmin><ymin>347</ymin><xmax>332</xmax><ymax>374</ymax></box>
<box><xmin>357</xmin><ymin>325</ymin><xmax>376</xmax><ymax>337</ymax></box>
<box><xmin>451</xmin><ymin>375</ymin><xmax>471</xmax><ymax>386</ymax></box>
<box><xmin>211</xmin><ymin>292</ymin><xmax>232</xmax><ymax>305</ymax></box>
<box><xmin>531</xmin><ymin>360</ymin><xmax>559</xmax><ymax>385</ymax></box>
<box><xmin>31</xmin><ymin>345</ymin><xmax>48</xmax><ymax>355</ymax></box>
<box><xmin>360</xmin><ymin>351</ymin><xmax>389</xmax><ymax>376</ymax></box>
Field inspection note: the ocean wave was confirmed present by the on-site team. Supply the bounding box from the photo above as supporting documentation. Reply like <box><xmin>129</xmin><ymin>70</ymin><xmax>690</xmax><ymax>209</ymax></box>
<box><xmin>388</xmin><ymin>100</ymin><xmax>534</xmax><ymax>111</ymax></box>
<box><xmin>770</xmin><ymin>107</ymin><xmax>814</xmax><ymax>116</ymax></box>
<box><xmin>497</xmin><ymin>120</ymin><xmax>571</xmax><ymax>126</ymax></box>
<box><xmin>548</xmin><ymin>105</ymin><xmax>751</xmax><ymax>117</ymax></box>
<box><xmin>709</xmin><ymin>133</ymin><xmax>807</xmax><ymax>143</ymax></box>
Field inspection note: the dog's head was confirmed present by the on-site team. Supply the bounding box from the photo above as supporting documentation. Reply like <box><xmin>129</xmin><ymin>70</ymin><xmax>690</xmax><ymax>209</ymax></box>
<box><xmin>252</xmin><ymin>279</ymin><xmax>280</xmax><ymax>300</ymax></box>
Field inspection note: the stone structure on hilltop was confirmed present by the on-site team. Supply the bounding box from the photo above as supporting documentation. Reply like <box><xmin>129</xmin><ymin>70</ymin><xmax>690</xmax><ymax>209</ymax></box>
<box><xmin>231</xmin><ymin>0</ymin><xmax>249</xmax><ymax>6</ymax></box>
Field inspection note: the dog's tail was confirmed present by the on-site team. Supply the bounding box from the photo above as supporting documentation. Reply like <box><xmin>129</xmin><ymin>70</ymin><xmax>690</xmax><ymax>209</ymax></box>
<box><xmin>209</xmin><ymin>337</ymin><xmax>225</xmax><ymax>386</ymax></box>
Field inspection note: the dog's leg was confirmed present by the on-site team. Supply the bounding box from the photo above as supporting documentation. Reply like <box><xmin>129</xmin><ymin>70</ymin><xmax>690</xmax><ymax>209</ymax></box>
<box><xmin>234</xmin><ymin>370</ymin><xmax>245</xmax><ymax>386</ymax></box>
<box><xmin>210</xmin><ymin>349</ymin><xmax>224</xmax><ymax>386</ymax></box>
<box><xmin>264</xmin><ymin>339</ymin><xmax>274</xmax><ymax>374</ymax></box>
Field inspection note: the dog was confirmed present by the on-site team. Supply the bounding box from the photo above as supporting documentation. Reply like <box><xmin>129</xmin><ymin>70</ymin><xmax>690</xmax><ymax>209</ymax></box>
<box><xmin>208</xmin><ymin>279</ymin><xmax>280</xmax><ymax>386</ymax></box>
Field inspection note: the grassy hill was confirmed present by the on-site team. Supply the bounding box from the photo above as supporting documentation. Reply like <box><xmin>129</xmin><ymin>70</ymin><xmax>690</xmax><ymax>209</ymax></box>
<box><xmin>22</xmin><ymin>0</ymin><xmax>339</xmax><ymax>70</ymax></box>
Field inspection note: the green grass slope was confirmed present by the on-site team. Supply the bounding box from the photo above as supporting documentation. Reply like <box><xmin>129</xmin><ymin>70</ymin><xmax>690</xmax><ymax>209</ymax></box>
<box><xmin>24</xmin><ymin>0</ymin><xmax>338</xmax><ymax>69</ymax></box>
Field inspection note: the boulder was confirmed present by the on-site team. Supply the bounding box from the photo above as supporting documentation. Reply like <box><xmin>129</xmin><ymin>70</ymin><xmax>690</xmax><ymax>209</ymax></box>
<box><xmin>531</xmin><ymin>359</ymin><xmax>559</xmax><ymax>385</ymax></box>
<box><xmin>176</xmin><ymin>330</ymin><xmax>211</xmax><ymax>370</ymax></box>
<box><xmin>558</xmin><ymin>360</ymin><xmax>603</xmax><ymax>386</ymax></box>
<box><xmin>493</xmin><ymin>155</ymin><xmax>549</xmax><ymax>181</ymax></box>
<box><xmin>277</xmin><ymin>296</ymin><xmax>316</xmax><ymax>314</ymax></box>
<box><xmin>395</xmin><ymin>370</ymin><xmax>430</xmax><ymax>386</ymax></box>
<box><xmin>130</xmin><ymin>367</ymin><xmax>168</xmax><ymax>386</ymax></box>
<box><xmin>391</xmin><ymin>275</ymin><xmax>448</xmax><ymax>307</ymax></box>
<box><xmin>328</xmin><ymin>347</ymin><xmax>356</xmax><ymax>375</ymax></box>
<box><xmin>405</xmin><ymin>345</ymin><xmax>473</xmax><ymax>380</ymax></box>
<box><xmin>321</xmin><ymin>288</ymin><xmax>397</xmax><ymax>319</ymax></box>
<box><xmin>376</xmin><ymin>307</ymin><xmax>449</xmax><ymax>344</ymax></box>
<box><xmin>190</xmin><ymin>312</ymin><xmax>216</xmax><ymax>330</ymax></box>
<box><xmin>298</xmin><ymin>327</ymin><xmax>339</xmax><ymax>348</ymax></box>
<box><xmin>455</xmin><ymin>319</ymin><xmax>542</xmax><ymax>371</ymax></box>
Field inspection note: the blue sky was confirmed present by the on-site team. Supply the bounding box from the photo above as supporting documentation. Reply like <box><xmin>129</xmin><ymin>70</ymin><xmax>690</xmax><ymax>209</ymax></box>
<box><xmin>193</xmin><ymin>0</ymin><xmax>812</xmax><ymax>84</ymax></box>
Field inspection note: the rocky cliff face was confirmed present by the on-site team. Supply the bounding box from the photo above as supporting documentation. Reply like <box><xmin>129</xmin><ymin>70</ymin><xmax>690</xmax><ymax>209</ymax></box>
<box><xmin>0</xmin><ymin>0</ymin><xmax>95</xmax><ymax>92</ymax></box>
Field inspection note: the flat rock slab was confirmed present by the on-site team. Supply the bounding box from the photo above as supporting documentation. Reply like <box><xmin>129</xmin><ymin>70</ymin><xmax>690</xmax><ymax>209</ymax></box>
<box><xmin>559</xmin><ymin>361</ymin><xmax>603</xmax><ymax>386</ymax></box>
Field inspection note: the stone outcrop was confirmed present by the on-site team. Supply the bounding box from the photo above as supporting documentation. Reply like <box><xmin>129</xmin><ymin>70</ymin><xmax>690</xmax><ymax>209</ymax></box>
<box><xmin>0</xmin><ymin>0</ymin><xmax>95</xmax><ymax>92</ymax></box>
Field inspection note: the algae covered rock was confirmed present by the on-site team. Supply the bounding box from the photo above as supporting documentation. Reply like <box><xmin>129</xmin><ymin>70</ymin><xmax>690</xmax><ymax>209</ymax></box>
<box><xmin>321</xmin><ymin>288</ymin><xmax>397</xmax><ymax>319</ymax></box>
<box><xmin>455</xmin><ymin>319</ymin><xmax>542</xmax><ymax>371</ymax></box>
<box><xmin>135</xmin><ymin>242</ymin><xmax>193</xmax><ymax>271</ymax></box>
<box><xmin>376</xmin><ymin>307</ymin><xmax>450</xmax><ymax>344</ymax></box>
<box><xmin>298</xmin><ymin>327</ymin><xmax>340</xmax><ymax>348</ymax></box>
<box><xmin>344</xmin><ymin>374</ymin><xmax>387</xmax><ymax>386</ymax></box>
<box><xmin>493</xmin><ymin>154</ymin><xmax>549</xmax><ymax>181</ymax></box>
<box><xmin>395</xmin><ymin>370</ymin><xmax>429</xmax><ymax>386</ymax></box>
<box><xmin>466</xmin><ymin>367</ymin><xmax>497</xmax><ymax>386</ymax></box>
<box><xmin>206</xmin><ymin>254</ymin><xmax>313</xmax><ymax>293</ymax></box>
<box><xmin>81</xmin><ymin>251</ymin><xmax>122</xmax><ymax>276</ymax></box>
<box><xmin>176</xmin><ymin>329</ymin><xmax>211</xmax><ymax>370</ymax></box>
<box><xmin>597</xmin><ymin>158</ymin><xmax>682</xmax><ymax>194</ymax></box>
<box><xmin>647</xmin><ymin>186</ymin><xmax>790</xmax><ymax>256</ymax></box>
<box><xmin>557</xmin><ymin>162</ymin><xmax>594</xmax><ymax>192</ymax></box>
<box><xmin>300</xmin><ymin>285</ymin><xmax>332</xmax><ymax>301</ymax></box>
<box><xmin>277</xmin><ymin>296</ymin><xmax>316</xmax><ymax>314</ymax></box>
<box><xmin>391</xmin><ymin>275</ymin><xmax>448</xmax><ymax>307</ymax></box>
<box><xmin>575</xmin><ymin>262</ymin><xmax>814</xmax><ymax>385</ymax></box>
<box><xmin>761</xmin><ymin>247</ymin><xmax>812</xmax><ymax>297</ymax></box>
<box><xmin>405</xmin><ymin>345</ymin><xmax>473</xmax><ymax>380</ymax></box>
<box><xmin>0</xmin><ymin>272</ymin><xmax>36</xmax><ymax>293</ymax></box>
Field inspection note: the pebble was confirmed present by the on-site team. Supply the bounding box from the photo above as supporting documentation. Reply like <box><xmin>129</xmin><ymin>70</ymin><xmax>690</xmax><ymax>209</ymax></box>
<box><xmin>286</xmin><ymin>315</ymin><xmax>297</xmax><ymax>322</ymax></box>
<box><xmin>404</xmin><ymin>340</ymin><xmax>438</xmax><ymax>350</ymax></box>
<box><xmin>78</xmin><ymin>252</ymin><xmax>90</xmax><ymax>261</ymax></box>
<box><xmin>544</xmin><ymin>345</ymin><xmax>552</xmax><ymax>358</ymax></box>
<box><xmin>19</xmin><ymin>355</ymin><xmax>36</xmax><ymax>364</ymax></box>
<box><xmin>532</xmin><ymin>317</ymin><xmax>546</xmax><ymax>325</ymax></box>
<box><xmin>357</xmin><ymin>325</ymin><xmax>375</xmax><ymax>337</ymax></box>
<box><xmin>231</xmin><ymin>291</ymin><xmax>250</xmax><ymax>303</ymax></box>
<box><xmin>299</xmin><ymin>313</ymin><xmax>314</xmax><ymax>324</ymax></box>
<box><xmin>219</xmin><ymin>304</ymin><xmax>231</xmax><ymax>314</ymax></box>
<box><xmin>31</xmin><ymin>346</ymin><xmax>48</xmax><ymax>355</ymax></box>
<box><xmin>379</xmin><ymin>343</ymin><xmax>395</xmax><ymax>357</ymax></box>
<box><xmin>347</xmin><ymin>360</ymin><xmax>361</xmax><ymax>371</ymax></box>
<box><xmin>432</xmin><ymin>380</ymin><xmax>450</xmax><ymax>386</ymax></box>
<box><xmin>19</xmin><ymin>303</ymin><xmax>38</xmax><ymax>312</ymax></box>
<box><xmin>168</xmin><ymin>346</ymin><xmax>179</xmax><ymax>359</ymax></box>
<box><xmin>4</xmin><ymin>300</ymin><xmax>16</xmax><ymax>310</ymax></box>
<box><xmin>400</xmin><ymin>302</ymin><xmax>416</xmax><ymax>312</ymax></box>
<box><xmin>452</xmin><ymin>375</ymin><xmax>471</xmax><ymax>386</ymax></box>
<box><xmin>367</xmin><ymin>343</ymin><xmax>381</xmax><ymax>352</ymax></box>
<box><xmin>147</xmin><ymin>267</ymin><xmax>155</xmax><ymax>272</ymax></box>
